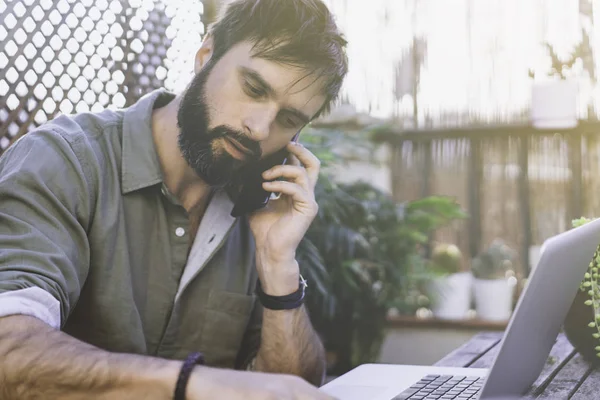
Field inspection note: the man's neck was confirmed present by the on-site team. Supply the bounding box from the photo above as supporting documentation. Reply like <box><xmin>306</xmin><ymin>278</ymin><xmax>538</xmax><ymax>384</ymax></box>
<box><xmin>151</xmin><ymin>95</ymin><xmax>212</xmax><ymax>213</ymax></box>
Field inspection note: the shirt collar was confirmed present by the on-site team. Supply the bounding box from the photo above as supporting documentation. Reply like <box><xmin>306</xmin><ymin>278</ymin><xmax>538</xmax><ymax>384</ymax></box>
<box><xmin>120</xmin><ymin>88</ymin><xmax>236</xmax><ymax>216</ymax></box>
<box><xmin>121</xmin><ymin>88</ymin><xmax>173</xmax><ymax>194</ymax></box>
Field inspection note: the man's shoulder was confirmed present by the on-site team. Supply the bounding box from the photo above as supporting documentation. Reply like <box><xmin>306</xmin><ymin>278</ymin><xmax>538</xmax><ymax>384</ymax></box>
<box><xmin>2</xmin><ymin>109</ymin><xmax>127</xmax><ymax>193</ymax></box>
<box><xmin>41</xmin><ymin>109</ymin><xmax>126</xmax><ymax>171</ymax></box>
<box><xmin>45</xmin><ymin>108</ymin><xmax>125</xmax><ymax>149</ymax></box>
<box><xmin>7</xmin><ymin>109</ymin><xmax>125</xmax><ymax>163</ymax></box>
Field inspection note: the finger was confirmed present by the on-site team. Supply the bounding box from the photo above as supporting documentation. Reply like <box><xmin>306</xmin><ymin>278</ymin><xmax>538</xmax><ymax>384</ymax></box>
<box><xmin>288</xmin><ymin>154</ymin><xmax>301</xmax><ymax>167</ymax></box>
<box><xmin>262</xmin><ymin>181</ymin><xmax>317</xmax><ymax>215</ymax></box>
<box><xmin>262</xmin><ymin>165</ymin><xmax>309</xmax><ymax>190</ymax></box>
<box><xmin>262</xmin><ymin>180</ymin><xmax>308</xmax><ymax>202</ymax></box>
<box><xmin>286</xmin><ymin>142</ymin><xmax>320</xmax><ymax>188</ymax></box>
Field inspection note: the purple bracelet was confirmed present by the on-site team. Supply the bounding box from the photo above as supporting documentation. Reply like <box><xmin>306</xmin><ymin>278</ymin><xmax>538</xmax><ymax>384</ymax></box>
<box><xmin>174</xmin><ymin>352</ymin><xmax>205</xmax><ymax>400</ymax></box>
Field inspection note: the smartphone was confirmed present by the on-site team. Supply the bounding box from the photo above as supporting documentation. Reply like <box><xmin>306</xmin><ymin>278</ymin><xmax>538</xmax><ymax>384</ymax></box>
<box><xmin>230</xmin><ymin>132</ymin><xmax>300</xmax><ymax>217</ymax></box>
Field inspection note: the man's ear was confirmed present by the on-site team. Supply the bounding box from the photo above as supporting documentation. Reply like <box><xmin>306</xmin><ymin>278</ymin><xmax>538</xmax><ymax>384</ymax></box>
<box><xmin>194</xmin><ymin>34</ymin><xmax>214</xmax><ymax>73</ymax></box>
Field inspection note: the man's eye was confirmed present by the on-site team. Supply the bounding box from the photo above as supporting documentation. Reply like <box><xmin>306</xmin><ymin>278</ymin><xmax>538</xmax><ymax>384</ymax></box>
<box><xmin>245</xmin><ymin>82</ymin><xmax>265</xmax><ymax>98</ymax></box>
<box><xmin>279</xmin><ymin>115</ymin><xmax>298</xmax><ymax>128</ymax></box>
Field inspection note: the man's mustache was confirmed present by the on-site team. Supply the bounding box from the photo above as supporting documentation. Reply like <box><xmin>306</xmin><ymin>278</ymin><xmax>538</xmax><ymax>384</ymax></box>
<box><xmin>210</xmin><ymin>125</ymin><xmax>262</xmax><ymax>160</ymax></box>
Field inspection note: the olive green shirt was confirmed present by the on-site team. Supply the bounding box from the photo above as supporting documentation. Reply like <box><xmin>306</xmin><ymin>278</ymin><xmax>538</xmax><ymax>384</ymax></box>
<box><xmin>0</xmin><ymin>89</ymin><xmax>262</xmax><ymax>368</ymax></box>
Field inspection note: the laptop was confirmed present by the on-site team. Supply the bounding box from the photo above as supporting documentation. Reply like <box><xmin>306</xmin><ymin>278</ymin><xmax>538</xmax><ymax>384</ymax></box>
<box><xmin>320</xmin><ymin>218</ymin><xmax>600</xmax><ymax>400</ymax></box>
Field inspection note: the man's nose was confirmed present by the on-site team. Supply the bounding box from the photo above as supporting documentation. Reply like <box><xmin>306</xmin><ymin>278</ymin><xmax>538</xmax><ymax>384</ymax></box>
<box><xmin>243</xmin><ymin>105</ymin><xmax>278</xmax><ymax>141</ymax></box>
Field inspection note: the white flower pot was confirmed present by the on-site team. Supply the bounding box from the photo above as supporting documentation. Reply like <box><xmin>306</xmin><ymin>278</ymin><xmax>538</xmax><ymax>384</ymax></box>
<box><xmin>473</xmin><ymin>278</ymin><xmax>516</xmax><ymax>321</ymax></box>
<box><xmin>530</xmin><ymin>80</ymin><xmax>578</xmax><ymax>129</ymax></box>
<box><xmin>427</xmin><ymin>272</ymin><xmax>472</xmax><ymax>320</ymax></box>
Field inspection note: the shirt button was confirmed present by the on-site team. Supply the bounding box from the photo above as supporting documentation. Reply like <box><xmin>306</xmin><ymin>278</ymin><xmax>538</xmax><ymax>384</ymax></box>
<box><xmin>175</xmin><ymin>227</ymin><xmax>185</xmax><ymax>237</ymax></box>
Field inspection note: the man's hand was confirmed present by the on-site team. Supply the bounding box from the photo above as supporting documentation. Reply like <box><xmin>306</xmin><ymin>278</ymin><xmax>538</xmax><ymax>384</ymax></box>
<box><xmin>248</xmin><ymin>141</ymin><xmax>320</xmax><ymax>295</ymax></box>
<box><xmin>189</xmin><ymin>367</ymin><xmax>336</xmax><ymax>400</ymax></box>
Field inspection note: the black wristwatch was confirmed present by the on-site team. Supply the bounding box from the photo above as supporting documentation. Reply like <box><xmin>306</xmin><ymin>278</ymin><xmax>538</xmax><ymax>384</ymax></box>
<box><xmin>256</xmin><ymin>275</ymin><xmax>307</xmax><ymax>310</ymax></box>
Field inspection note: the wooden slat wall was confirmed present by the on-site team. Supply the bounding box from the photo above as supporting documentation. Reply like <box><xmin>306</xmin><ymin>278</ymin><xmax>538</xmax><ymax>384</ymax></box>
<box><xmin>430</xmin><ymin>138</ymin><xmax>471</xmax><ymax>264</ymax></box>
<box><xmin>386</xmin><ymin>127</ymin><xmax>600</xmax><ymax>281</ymax></box>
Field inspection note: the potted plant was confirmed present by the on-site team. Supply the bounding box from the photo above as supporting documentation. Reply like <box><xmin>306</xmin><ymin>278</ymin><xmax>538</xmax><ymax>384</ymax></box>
<box><xmin>529</xmin><ymin>42</ymin><xmax>582</xmax><ymax>130</ymax></box>
<box><xmin>471</xmin><ymin>240</ymin><xmax>517</xmax><ymax>321</ymax></box>
<box><xmin>293</xmin><ymin>124</ymin><xmax>467</xmax><ymax>375</ymax></box>
<box><xmin>425</xmin><ymin>243</ymin><xmax>472</xmax><ymax>320</ymax></box>
<box><xmin>297</xmin><ymin>174</ymin><xmax>466</xmax><ymax>375</ymax></box>
<box><xmin>563</xmin><ymin>217</ymin><xmax>600</xmax><ymax>364</ymax></box>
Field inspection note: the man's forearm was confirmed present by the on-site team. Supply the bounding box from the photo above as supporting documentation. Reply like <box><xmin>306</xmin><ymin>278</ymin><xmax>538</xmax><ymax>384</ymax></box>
<box><xmin>254</xmin><ymin>305</ymin><xmax>326</xmax><ymax>386</ymax></box>
<box><xmin>0</xmin><ymin>315</ymin><xmax>181</xmax><ymax>399</ymax></box>
<box><xmin>253</xmin><ymin>255</ymin><xmax>327</xmax><ymax>385</ymax></box>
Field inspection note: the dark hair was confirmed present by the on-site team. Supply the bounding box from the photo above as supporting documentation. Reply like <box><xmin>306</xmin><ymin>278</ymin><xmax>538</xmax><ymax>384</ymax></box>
<box><xmin>208</xmin><ymin>0</ymin><xmax>348</xmax><ymax>117</ymax></box>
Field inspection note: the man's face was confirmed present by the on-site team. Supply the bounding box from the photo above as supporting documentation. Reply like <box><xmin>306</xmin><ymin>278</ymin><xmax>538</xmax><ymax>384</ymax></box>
<box><xmin>177</xmin><ymin>41</ymin><xmax>327</xmax><ymax>187</ymax></box>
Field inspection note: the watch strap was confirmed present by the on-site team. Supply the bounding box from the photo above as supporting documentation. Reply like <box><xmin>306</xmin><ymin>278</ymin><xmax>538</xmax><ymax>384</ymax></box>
<box><xmin>256</xmin><ymin>275</ymin><xmax>307</xmax><ymax>310</ymax></box>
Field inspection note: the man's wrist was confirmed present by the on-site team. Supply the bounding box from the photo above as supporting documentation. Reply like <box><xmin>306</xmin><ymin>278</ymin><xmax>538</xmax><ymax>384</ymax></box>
<box><xmin>174</xmin><ymin>352</ymin><xmax>205</xmax><ymax>400</ymax></box>
<box><xmin>256</xmin><ymin>254</ymin><xmax>300</xmax><ymax>296</ymax></box>
<box><xmin>184</xmin><ymin>365</ymin><xmax>217</xmax><ymax>400</ymax></box>
<box><xmin>125</xmin><ymin>357</ymin><xmax>183</xmax><ymax>399</ymax></box>
<box><xmin>257</xmin><ymin>275</ymin><xmax>306</xmax><ymax>310</ymax></box>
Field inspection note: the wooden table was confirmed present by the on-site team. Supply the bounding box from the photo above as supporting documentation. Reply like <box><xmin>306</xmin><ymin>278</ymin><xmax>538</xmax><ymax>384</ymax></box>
<box><xmin>435</xmin><ymin>332</ymin><xmax>599</xmax><ymax>399</ymax></box>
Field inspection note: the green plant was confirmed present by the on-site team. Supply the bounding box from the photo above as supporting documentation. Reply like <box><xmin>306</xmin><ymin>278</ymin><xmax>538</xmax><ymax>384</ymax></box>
<box><xmin>528</xmin><ymin>37</ymin><xmax>594</xmax><ymax>82</ymax></box>
<box><xmin>429</xmin><ymin>243</ymin><xmax>464</xmax><ymax>276</ymax></box>
<box><xmin>297</xmin><ymin>173</ymin><xmax>466</xmax><ymax>374</ymax></box>
<box><xmin>294</xmin><ymin>124</ymin><xmax>467</xmax><ymax>374</ymax></box>
<box><xmin>471</xmin><ymin>240</ymin><xmax>516</xmax><ymax>280</ymax></box>
<box><xmin>571</xmin><ymin>217</ymin><xmax>600</xmax><ymax>358</ymax></box>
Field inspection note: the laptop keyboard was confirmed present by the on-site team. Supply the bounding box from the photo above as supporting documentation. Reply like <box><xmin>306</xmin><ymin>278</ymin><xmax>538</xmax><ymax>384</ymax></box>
<box><xmin>392</xmin><ymin>374</ymin><xmax>483</xmax><ymax>400</ymax></box>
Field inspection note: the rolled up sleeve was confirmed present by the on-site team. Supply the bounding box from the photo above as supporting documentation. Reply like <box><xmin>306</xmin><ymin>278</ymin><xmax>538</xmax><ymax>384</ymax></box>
<box><xmin>0</xmin><ymin>128</ymin><xmax>93</xmax><ymax>328</ymax></box>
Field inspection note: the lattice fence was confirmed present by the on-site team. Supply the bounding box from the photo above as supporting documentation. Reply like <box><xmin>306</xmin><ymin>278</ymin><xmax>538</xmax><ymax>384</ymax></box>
<box><xmin>0</xmin><ymin>0</ymin><xmax>205</xmax><ymax>153</ymax></box>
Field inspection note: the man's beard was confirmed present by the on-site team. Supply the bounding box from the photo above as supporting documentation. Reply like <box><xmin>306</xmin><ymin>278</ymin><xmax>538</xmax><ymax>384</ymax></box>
<box><xmin>177</xmin><ymin>61</ymin><xmax>262</xmax><ymax>187</ymax></box>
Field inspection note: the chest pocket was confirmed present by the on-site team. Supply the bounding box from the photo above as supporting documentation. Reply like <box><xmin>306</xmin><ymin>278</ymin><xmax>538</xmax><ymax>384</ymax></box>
<box><xmin>202</xmin><ymin>290</ymin><xmax>255</xmax><ymax>367</ymax></box>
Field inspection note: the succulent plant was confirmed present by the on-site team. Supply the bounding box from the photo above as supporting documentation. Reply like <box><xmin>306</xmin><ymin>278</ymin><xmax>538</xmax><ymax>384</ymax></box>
<box><xmin>430</xmin><ymin>243</ymin><xmax>464</xmax><ymax>275</ymax></box>
<box><xmin>571</xmin><ymin>217</ymin><xmax>600</xmax><ymax>359</ymax></box>
<box><xmin>471</xmin><ymin>239</ymin><xmax>516</xmax><ymax>280</ymax></box>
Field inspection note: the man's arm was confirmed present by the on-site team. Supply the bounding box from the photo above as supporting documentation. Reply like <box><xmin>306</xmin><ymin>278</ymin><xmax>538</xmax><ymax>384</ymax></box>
<box><xmin>246</xmin><ymin>142</ymin><xmax>330</xmax><ymax>385</ymax></box>
<box><xmin>252</xmin><ymin>258</ymin><xmax>327</xmax><ymax>386</ymax></box>
<box><xmin>0</xmin><ymin>315</ymin><xmax>181</xmax><ymax>399</ymax></box>
<box><xmin>0</xmin><ymin>129</ymin><xmax>182</xmax><ymax>398</ymax></box>
<box><xmin>0</xmin><ymin>315</ymin><xmax>334</xmax><ymax>400</ymax></box>
<box><xmin>0</xmin><ymin>131</ymin><xmax>180</xmax><ymax>399</ymax></box>
<box><xmin>255</xmin><ymin>305</ymin><xmax>326</xmax><ymax>385</ymax></box>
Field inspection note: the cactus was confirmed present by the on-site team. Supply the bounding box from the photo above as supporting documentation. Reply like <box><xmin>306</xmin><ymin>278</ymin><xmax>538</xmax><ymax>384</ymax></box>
<box><xmin>471</xmin><ymin>239</ymin><xmax>516</xmax><ymax>280</ymax></box>
<box><xmin>430</xmin><ymin>243</ymin><xmax>463</xmax><ymax>275</ymax></box>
